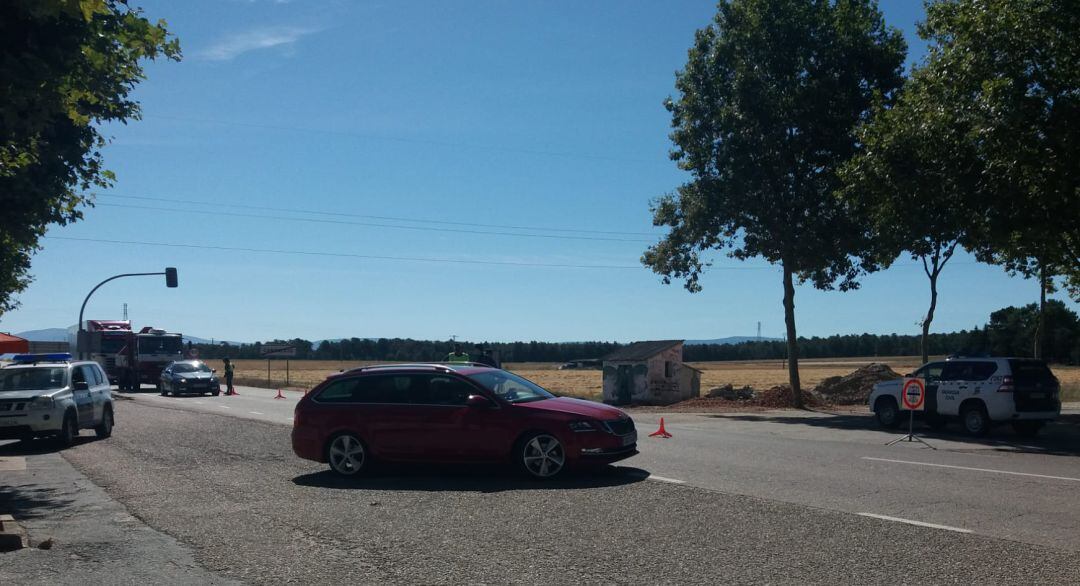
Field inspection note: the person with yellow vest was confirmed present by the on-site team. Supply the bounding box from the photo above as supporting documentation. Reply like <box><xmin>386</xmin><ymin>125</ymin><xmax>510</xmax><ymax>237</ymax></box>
<box><xmin>446</xmin><ymin>343</ymin><xmax>470</xmax><ymax>363</ymax></box>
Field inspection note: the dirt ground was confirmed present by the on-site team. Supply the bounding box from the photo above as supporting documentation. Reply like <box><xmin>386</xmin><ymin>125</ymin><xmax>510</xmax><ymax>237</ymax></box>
<box><xmin>205</xmin><ymin>356</ymin><xmax>1080</xmax><ymax>404</ymax></box>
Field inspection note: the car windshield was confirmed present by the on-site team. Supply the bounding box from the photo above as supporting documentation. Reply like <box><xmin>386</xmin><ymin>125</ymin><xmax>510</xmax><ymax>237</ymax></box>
<box><xmin>172</xmin><ymin>363</ymin><xmax>210</xmax><ymax>374</ymax></box>
<box><xmin>139</xmin><ymin>336</ymin><xmax>183</xmax><ymax>354</ymax></box>
<box><xmin>0</xmin><ymin>367</ymin><xmax>67</xmax><ymax>392</ymax></box>
<box><xmin>468</xmin><ymin>370</ymin><xmax>554</xmax><ymax>404</ymax></box>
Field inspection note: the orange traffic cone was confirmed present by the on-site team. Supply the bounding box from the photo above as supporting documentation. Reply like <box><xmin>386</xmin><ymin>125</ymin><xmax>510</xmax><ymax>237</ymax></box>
<box><xmin>648</xmin><ymin>418</ymin><xmax>672</xmax><ymax>438</ymax></box>
<box><xmin>274</xmin><ymin>389</ymin><xmax>286</xmax><ymax>400</ymax></box>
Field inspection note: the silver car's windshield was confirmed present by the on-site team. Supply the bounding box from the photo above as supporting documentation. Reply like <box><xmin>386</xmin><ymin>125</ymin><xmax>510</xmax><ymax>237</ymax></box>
<box><xmin>468</xmin><ymin>370</ymin><xmax>554</xmax><ymax>404</ymax></box>
<box><xmin>0</xmin><ymin>367</ymin><xmax>67</xmax><ymax>392</ymax></box>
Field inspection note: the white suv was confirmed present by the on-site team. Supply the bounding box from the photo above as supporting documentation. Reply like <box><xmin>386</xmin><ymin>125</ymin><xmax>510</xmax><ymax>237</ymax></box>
<box><xmin>869</xmin><ymin>357</ymin><xmax>1060</xmax><ymax>437</ymax></box>
<box><xmin>0</xmin><ymin>354</ymin><xmax>115</xmax><ymax>446</ymax></box>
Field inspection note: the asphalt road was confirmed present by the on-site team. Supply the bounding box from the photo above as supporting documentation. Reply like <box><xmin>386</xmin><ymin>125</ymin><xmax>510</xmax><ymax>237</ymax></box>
<box><xmin>41</xmin><ymin>386</ymin><xmax>1080</xmax><ymax>583</ymax></box>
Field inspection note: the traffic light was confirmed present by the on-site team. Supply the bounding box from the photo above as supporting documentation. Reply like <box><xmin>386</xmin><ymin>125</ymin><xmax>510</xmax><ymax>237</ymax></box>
<box><xmin>165</xmin><ymin>267</ymin><xmax>178</xmax><ymax>288</ymax></box>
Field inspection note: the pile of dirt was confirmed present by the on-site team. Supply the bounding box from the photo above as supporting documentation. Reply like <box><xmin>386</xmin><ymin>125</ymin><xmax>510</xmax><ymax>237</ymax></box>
<box><xmin>749</xmin><ymin>384</ymin><xmax>822</xmax><ymax>408</ymax></box>
<box><xmin>705</xmin><ymin>384</ymin><xmax>755</xmax><ymax>400</ymax></box>
<box><xmin>813</xmin><ymin>363</ymin><xmax>901</xmax><ymax>405</ymax></box>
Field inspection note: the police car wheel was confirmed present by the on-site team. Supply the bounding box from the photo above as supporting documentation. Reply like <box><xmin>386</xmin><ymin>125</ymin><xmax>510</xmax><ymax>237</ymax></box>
<box><xmin>961</xmin><ymin>404</ymin><xmax>989</xmax><ymax>436</ymax></box>
<box><xmin>874</xmin><ymin>397</ymin><xmax>901</xmax><ymax>429</ymax></box>
<box><xmin>56</xmin><ymin>412</ymin><xmax>78</xmax><ymax>448</ymax></box>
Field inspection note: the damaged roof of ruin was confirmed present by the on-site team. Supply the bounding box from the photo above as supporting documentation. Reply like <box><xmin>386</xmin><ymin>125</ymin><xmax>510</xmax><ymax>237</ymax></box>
<box><xmin>602</xmin><ymin>340</ymin><xmax>683</xmax><ymax>362</ymax></box>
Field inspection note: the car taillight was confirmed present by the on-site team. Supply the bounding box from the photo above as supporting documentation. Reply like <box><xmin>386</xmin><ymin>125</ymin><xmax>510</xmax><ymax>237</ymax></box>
<box><xmin>997</xmin><ymin>376</ymin><xmax>1014</xmax><ymax>393</ymax></box>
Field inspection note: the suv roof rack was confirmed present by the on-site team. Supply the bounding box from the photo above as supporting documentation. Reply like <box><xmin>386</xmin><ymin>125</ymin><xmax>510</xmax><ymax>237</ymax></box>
<box><xmin>341</xmin><ymin>362</ymin><xmax>495</xmax><ymax>375</ymax></box>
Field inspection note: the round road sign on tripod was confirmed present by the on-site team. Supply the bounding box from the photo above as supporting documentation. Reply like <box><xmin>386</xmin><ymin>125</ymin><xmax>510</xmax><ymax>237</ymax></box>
<box><xmin>901</xmin><ymin>377</ymin><xmax>925</xmax><ymax>411</ymax></box>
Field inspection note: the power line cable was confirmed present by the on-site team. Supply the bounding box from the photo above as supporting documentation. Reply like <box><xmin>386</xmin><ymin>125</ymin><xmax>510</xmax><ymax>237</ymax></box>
<box><xmin>88</xmin><ymin>192</ymin><xmax>657</xmax><ymax>237</ymax></box>
<box><xmin>94</xmin><ymin>202</ymin><xmax>655</xmax><ymax>243</ymax></box>
<box><xmin>42</xmin><ymin>235</ymin><xmax>781</xmax><ymax>271</ymax></box>
<box><xmin>142</xmin><ymin>114</ymin><xmax>657</xmax><ymax>164</ymax></box>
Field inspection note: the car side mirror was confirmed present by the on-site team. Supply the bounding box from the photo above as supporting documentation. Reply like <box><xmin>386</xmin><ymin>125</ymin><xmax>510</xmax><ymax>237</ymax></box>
<box><xmin>74</xmin><ymin>381</ymin><xmax>89</xmax><ymax>391</ymax></box>
<box><xmin>466</xmin><ymin>394</ymin><xmax>494</xmax><ymax>408</ymax></box>
<box><xmin>211</xmin><ymin>369</ymin><xmax>217</xmax><ymax>373</ymax></box>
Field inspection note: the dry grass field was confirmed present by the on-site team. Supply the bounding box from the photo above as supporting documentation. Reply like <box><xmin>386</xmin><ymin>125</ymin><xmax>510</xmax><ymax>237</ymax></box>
<box><xmin>206</xmin><ymin>356</ymin><xmax>1080</xmax><ymax>403</ymax></box>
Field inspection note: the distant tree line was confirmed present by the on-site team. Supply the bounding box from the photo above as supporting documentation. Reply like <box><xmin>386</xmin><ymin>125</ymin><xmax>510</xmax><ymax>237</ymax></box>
<box><xmin>192</xmin><ymin>301</ymin><xmax>1080</xmax><ymax>365</ymax></box>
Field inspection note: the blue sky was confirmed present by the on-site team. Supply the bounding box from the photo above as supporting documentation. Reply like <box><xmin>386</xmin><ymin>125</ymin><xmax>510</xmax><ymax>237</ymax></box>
<box><xmin>2</xmin><ymin>0</ymin><xmax>1073</xmax><ymax>343</ymax></box>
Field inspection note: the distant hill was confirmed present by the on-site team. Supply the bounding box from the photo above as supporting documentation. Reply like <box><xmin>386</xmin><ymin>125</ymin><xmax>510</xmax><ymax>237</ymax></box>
<box><xmin>14</xmin><ymin>328</ymin><xmax>69</xmax><ymax>342</ymax></box>
<box><xmin>685</xmin><ymin>336</ymin><xmax>781</xmax><ymax>345</ymax></box>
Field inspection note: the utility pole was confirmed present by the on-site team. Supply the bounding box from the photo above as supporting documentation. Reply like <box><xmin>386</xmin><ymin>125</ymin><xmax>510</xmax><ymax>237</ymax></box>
<box><xmin>757</xmin><ymin>321</ymin><xmax>762</xmax><ymax>340</ymax></box>
<box><xmin>122</xmin><ymin>303</ymin><xmax>128</xmax><ymax>321</ymax></box>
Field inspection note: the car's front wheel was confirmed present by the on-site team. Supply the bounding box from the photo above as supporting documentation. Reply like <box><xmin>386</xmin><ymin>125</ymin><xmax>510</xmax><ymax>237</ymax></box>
<box><xmin>95</xmin><ymin>407</ymin><xmax>113</xmax><ymax>439</ymax></box>
<box><xmin>55</xmin><ymin>411</ymin><xmax>78</xmax><ymax>448</ymax></box>
<box><xmin>874</xmin><ymin>397</ymin><xmax>902</xmax><ymax>429</ymax></box>
<box><xmin>519</xmin><ymin>433</ymin><xmax>566</xmax><ymax>480</ymax></box>
<box><xmin>326</xmin><ymin>433</ymin><xmax>367</xmax><ymax>477</ymax></box>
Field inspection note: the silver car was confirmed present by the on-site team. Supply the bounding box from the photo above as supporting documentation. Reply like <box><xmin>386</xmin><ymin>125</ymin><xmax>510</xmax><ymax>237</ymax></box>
<box><xmin>0</xmin><ymin>354</ymin><xmax>114</xmax><ymax>446</ymax></box>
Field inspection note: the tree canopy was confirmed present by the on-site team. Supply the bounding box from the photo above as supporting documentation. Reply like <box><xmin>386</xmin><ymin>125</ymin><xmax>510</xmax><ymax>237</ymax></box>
<box><xmin>0</xmin><ymin>0</ymin><xmax>180</xmax><ymax>315</ymax></box>
<box><xmin>643</xmin><ymin>0</ymin><xmax>907</xmax><ymax>405</ymax></box>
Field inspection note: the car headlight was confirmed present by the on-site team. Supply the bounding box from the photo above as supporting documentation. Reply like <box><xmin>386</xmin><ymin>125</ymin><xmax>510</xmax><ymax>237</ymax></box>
<box><xmin>29</xmin><ymin>396</ymin><xmax>55</xmax><ymax>411</ymax></box>
<box><xmin>178</xmin><ymin>378</ymin><xmax>187</xmax><ymax>384</ymax></box>
<box><xmin>568</xmin><ymin>420</ymin><xmax>596</xmax><ymax>433</ymax></box>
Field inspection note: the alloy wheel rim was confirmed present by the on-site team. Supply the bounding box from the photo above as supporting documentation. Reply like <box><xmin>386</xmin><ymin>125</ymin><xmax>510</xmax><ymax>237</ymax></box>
<box><xmin>329</xmin><ymin>435</ymin><xmax>364</xmax><ymax>475</ymax></box>
<box><xmin>523</xmin><ymin>435</ymin><xmax>565</xmax><ymax>478</ymax></box>
<box><xmin>966</xmin><ymin>410</ymin><xmax>982</xmax><ymax>431</ymax></box>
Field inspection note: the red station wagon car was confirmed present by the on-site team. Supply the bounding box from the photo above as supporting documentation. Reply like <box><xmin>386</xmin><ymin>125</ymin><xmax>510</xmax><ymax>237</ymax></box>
<box><xmin>292</xmin><ymin>364</ymin><xmax>638</xmax><ymax>479</ymax></box>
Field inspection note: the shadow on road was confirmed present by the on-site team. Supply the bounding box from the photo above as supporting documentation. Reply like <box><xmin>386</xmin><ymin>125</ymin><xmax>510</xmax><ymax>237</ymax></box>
<box><xmin>0</xmin><ymin>484</ymin><xmax>74</xmax><ymax>521</ymax></box>
<box><xmin>0</xmin><ymin>437</ymin><xmax>98</xmax><ymax>456</ymax></box>
<box><xmin>709</xmin><ymin>412</ymin><xmax>1080</xmax><ymax>457</ymax></box>
<box><xmin>292</xmin><ymin>464</ymin><xmax>650</xmax><ymax>493</ymax></box>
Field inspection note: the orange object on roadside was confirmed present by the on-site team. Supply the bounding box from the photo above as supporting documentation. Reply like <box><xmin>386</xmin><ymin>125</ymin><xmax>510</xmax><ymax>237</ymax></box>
<box><xmin>648</xmin><ymin>418</ymin><xmax>672</xmax><ymax>438</ymax></box>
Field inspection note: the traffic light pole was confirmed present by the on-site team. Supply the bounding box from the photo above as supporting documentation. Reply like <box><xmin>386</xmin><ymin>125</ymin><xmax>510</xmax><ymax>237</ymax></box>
<box><xmin>77</xmin><ymin>269</ymin><xmax>178</xmax><ymax>359</ymax></box>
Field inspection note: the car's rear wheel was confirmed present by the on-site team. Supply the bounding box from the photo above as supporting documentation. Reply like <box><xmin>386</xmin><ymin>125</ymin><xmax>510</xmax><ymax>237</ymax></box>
<box><xmin>961</xmin><ymin>403</ymin><xmax>990</xmax><ymax>436</ymax></box>
<box><xmin>327</xmin><ymin>433</ymin><xmax>367</xmax><ymax>477</ymax></box>
<box><xmin>519</xmin><ymin>433</ymin><xmax>566</xmax><ymax>480</ymax></box>
<box><xmin>95</xmin><ymin>407</ymin><xmax>113</xmax><ymax>439</ymax></box>
<box><xmin>874</xmin><ymin>397</ymin><xmax>902</xmax><ymax>429</ymax></box>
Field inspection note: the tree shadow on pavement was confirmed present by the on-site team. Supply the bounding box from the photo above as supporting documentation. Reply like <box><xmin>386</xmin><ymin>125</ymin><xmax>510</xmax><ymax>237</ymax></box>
<box><xmin>0</xmin><ymin>437</ymin><xmax>97</xmax><ymax>457</ymax></box>
<box><xmin>708</xmin><ymin>412</ymin><xmax>1080</xmax><ymax>457</ymax></box>
<box><xmin>292</xmin><ymin>464</ymin><xmax>650</xmax><ymax>493</ymax></box>
<box><xmin>0</xmin><ymin>485</ymin><xmax>74</xmax><ymax>521</ymax></box>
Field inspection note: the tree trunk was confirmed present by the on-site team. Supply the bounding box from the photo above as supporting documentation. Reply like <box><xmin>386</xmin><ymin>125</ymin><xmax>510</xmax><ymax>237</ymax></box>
<box><xmin>921</xmin><ymin>272</ymin><xmax>938</xmax><ymax>366</ymax></box>
<box><xmin>1034</xmin><ymin>264</ymin><xmax>1046</xmax><ymax>359</ymax></box>
<box><xmin>782</xmin><ymin>263</ymin><xmax>803</xmax><ymax>408</ymax></box>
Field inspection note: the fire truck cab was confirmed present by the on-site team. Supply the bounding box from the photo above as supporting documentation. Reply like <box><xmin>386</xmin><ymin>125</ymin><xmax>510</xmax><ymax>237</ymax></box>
<box><xmin>116</xmin><ymin>327</ymin><xmax>184</xmax><ymax>391</ymax></box>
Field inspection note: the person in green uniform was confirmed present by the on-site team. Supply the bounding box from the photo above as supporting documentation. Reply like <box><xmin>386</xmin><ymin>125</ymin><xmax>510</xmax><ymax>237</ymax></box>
<box><xmin>446</xmin><ymin>343</ymin><xmax>470</xmax><ymax>363</ymax></box>
<box><xmin>223</xmin><ymin>357</ymin><xmax>235</xmax><ymax>395</ymax></box>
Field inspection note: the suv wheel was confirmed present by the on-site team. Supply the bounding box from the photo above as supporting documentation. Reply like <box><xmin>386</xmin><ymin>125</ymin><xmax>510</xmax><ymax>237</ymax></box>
<box><xmin>874</xmin><ymin>397</ymin><xmax>902</xmax><ymax>429</ymax></box>
<box><xmin>327</xmin><ymin>433</ymin><xmax>367</xmax><ymax>477</ymax></box>
<box><xmin>519</xmin><ymin>433</ymin><xmax>566</xmax><ymax>479</ymax></box>
<box><xmin>961</xmin><ymin>403</ymin><xmax>990</xmax><ymax>436</ymax></box>
<box><xmin>56</xmin><ymin>412</ymin><xmax>78</xmax><ymax>448</ymax></box>
<box><xmin>95</xmin><ymin>407</ymin><xmax>114</xmax><ymax>439</ymax></box>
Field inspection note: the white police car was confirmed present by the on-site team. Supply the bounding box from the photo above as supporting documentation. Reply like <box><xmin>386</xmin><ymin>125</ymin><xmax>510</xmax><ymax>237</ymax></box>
<box><xmin>869</xmin><ymin>357</ymin><xmax>1061</xmax><ymax>437</ymax></box>
<box><xmin>0</xmin><ymin>353</ymin><xmax>114</xmax><ymax>446</ymax></box>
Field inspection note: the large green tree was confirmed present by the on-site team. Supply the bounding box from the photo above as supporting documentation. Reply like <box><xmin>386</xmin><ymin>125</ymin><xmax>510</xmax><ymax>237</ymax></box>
<box><xmin>914</xmin><ymin>0</ymin><xmax>1079</xmax><ymax>357</ymax></box>
<box><xmin>841</xmin><ymin>63</ymin><xmax>983</xmax><ymax>366</ymax></box>
<box><xmin>643</xmin><ymin>0</ymin><xmax>906</xmax><ymax>406</ymax></box>
<box><xmin>0</xmin><ymin>0</ymin><xmax>180</xmax><ymax>316</ymax></box>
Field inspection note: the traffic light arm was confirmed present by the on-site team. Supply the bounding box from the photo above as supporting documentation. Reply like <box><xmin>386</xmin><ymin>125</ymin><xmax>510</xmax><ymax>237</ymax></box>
<box><xmin>78</xmin><ymin>268</ymin><xmax>179</xmax><ymax>338</ymax></box>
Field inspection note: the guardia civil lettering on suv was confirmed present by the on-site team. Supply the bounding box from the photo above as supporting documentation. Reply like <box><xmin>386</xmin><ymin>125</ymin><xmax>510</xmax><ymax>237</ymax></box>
<box><xmin>869</xmin><ymin>356</ymin><xmax>1060</xmax><ymax>437</ymax></box>
<box><xmin>0</xmin><ymin>353</ymin><xmax>115</xmax><ymax>447</ymax></box>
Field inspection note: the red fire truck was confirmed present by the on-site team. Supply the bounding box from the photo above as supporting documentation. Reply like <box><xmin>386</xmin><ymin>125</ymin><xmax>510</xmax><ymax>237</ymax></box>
<box><xmin>72</xmin><ymin>321</ymin><xmax>183</xmax><ymax>389</ymax></box>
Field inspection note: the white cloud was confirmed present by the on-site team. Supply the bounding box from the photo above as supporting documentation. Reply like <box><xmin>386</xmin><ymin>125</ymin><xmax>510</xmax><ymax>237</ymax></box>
<box><xmin>198</xmin><ymin>26</ymin><xmax>322</xmax><ymax>61</ymax></box>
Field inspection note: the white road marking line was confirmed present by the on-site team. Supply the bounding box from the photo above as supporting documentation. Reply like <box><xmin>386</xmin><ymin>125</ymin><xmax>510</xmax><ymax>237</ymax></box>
<box><xmin>249</xmin><ymin>411</ymin><xmax>264</xmax><ymax>415</ymax></box>
<box><xmin>218</xmin><ymin>405</ymin><xmax>230</xmax><ymax>409</ymax></box>
<box><xmin>862</xmin><ymin>456</ymin><xmax>1080</xmax><ymax>483</ymax></box>
<box><xmin>647</xmin><ymin>475</ymin><xmax>686</xmax><ymax>485</ymax></box>
<box><xmin>194</xmin><ymin>401</ymin><xmax>205</xmax><ymax>405</ymax></box>
<box><xmin>857</xmin><ymin>512</ymin><xmax>972</xmax><ymax>534</ymax></box>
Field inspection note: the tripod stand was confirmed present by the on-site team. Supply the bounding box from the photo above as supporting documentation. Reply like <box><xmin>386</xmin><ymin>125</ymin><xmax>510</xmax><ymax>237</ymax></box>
<box><xmin>886</xmin><ymin>408</ymin><xmax>936</xmax><ymax>449</ymax></box>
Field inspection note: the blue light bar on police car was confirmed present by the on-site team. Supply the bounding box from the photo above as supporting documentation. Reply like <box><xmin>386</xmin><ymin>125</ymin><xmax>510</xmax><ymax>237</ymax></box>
<box><xmin>11</xmin><ymin>353</ymin><xmax>73</xmax><ymax>363</ymax></box>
